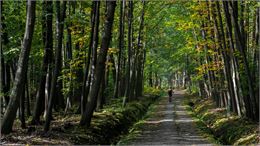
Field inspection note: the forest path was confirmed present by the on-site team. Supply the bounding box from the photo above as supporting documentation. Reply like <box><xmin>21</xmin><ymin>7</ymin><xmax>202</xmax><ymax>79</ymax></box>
<box><xmin>127</xmin><ymin>90</ymin><xmax>211</xmax><ymax>145</ymax></box>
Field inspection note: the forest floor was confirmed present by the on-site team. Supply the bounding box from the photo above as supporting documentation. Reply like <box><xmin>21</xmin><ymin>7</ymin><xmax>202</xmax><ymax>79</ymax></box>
<box><xmin>118</xmin><ymin>90</ymin><xmax>211</xmax><ymax>145</ymax></box>
<box><xmin>0</xmin><ymin>95</ymin><xmax>158</xmax><ymax>145</ymax></box>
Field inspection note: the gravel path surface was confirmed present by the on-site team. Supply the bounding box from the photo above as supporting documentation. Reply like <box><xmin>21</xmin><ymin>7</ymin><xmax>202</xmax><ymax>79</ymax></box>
<box><xmin>128</xmin><ymin>90</ymin><xmax>211</xmax><ymax>145</ymax></box>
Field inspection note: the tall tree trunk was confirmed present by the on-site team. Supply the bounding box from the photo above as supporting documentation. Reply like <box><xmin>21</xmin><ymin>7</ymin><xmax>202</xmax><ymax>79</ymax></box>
<box><xmin>80</xmin><ymin>1</ymin><xmax>116</xmax><ymax>127</ymax></box>
<box><xmin>229</xmin><ymin>1</ymin><xmax>258</xmax><ymax>120</ymax></box>
<box><xmin>80</xmin><ymin>1</ymin><xmax>100</xmax><ymax>115</ymax></box>
<box><xmin>114</xmin><ymin>0</ymin><xmax>124</xmax><ymax>99</ymax></box>
<box><xmin>0</xmin><ymin>0</ymin><xmax>4</xmax><ymax>110</ymax></box>
<box><xmin>0</xmin><ymin>0</ymin><xmax>10</xmax><ymax>110</ymax></box>
<box><xmin>64</xmin><ymin>2</ymin><xmax>73</xmax><ymax>113</ymax></box>
<box><xmin>81</xmin><ymin>2</ymin><xmax>96</xmax><ymax>115</ymax></box>
<box><xmin>55</xmin><ymin>1</ymin><xmax>67</xmax><ymax>110</ymax></box>
<box><xmin>44</xmin><ymin>1</ymin><xmax>67</xmax><ymax>132</ymax></box>
<box><xmin>84</xmin><ymin>1</ymin><xmax>100</xmax><ymax>112</ymax></box>
<box><xmin>32</xmin><ymin>1</ymin><xmax>53</xmax><ymax>124</ymax></box>
<box><xmin>213</xmin><ymin>1</ymin><xmax>241</xmax><ymax>115</ymax></box>
<box><xmin>123</xmin><ymin>1</ymin><xmax>133</xmax><ymax>106</ymax></box>
<box><xmin>1</xmin><ymin>0</ymin><xmax>36</xmax><ymax>134</ymax></box>
<box><xmin>135</xmin><ymin>1</ymin><xmax>145</xmax><ymax>98</ymax></box>
<box><xmin>252</xmin><ymin>8</ymin><xmax>259</xmax><ymax>107</ymax></box>
<box><xmin>223</xmin><ymin>1</ymin><xmax>246</xmax><ymax>116</ymax></box>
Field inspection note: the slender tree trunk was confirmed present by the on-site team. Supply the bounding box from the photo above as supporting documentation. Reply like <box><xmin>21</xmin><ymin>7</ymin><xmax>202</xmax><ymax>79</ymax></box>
<box><xmin>25</xmin><ymin>77</ymin><xmax>31</xmax><ymax>116</ymax></box>
<box><xmin>80</xmin><ymin>1</ymin><xmax>116</xmax><ymax>127</ymax></box>
<box><xmin>0</xmin><ymin>1</ymin><xmax>4</xmax><ymax>109</ymax></box>
<box><xmin>64</xmin><ymin>2</ymin><xmax>73</xmax><ymax>113</ymax></box>
<box><xmin>223</xmin><ymin>1</ymin><xmax>246</xmax><ymax>115</ymax></box>
<box><xmin>135</xmin><ymin>1</ymin><xmax>145</xmax><ymax>98</ymax></box>
<box><xmin>32</xmin><ymin>1</ymin><xmax>53</xmax><ymax>124</ymax></box>
<box><xmin>56</xmin><ymin>1</ymin><xmax>67</xmax><ymax>110</ymax></box>
<box><xmin>252</xmin><ymin>8</ymin><xmax>259</xmax><ymax>108</ymax></box>
<box><xmin>229</xmin><ymin>1</ymin><xmax>258</xmax><ymax>120</ymax></box>
<box><xmin>81</xmin><ymin>2</ymin><xmax>96</xmax><ymax>115</ymax></box>
<box><xmin>44</xmin><ymin>1</ymin><xmax>67</xmax><ymax>132</ymax></box>
<box><xmin>214</xmin><ymin>1</ymin><xmax>241</xmax><ymax>115</ymax></box>
<box><xmin>1</xmin><ymin>0</ymin><xmax>36</xmax><ymax>134</ymax></box>
<box><xmin>255</xmin><ymin>8</ymin><xmax>259</xmax><ymax>104</ymax></box>
<box><xmin>80</xmin><ymin>1</ymin><xmax>100</xmax><ymax>115</ymax></box>
<box><xmin>123</xmin><ymin>1</ymin><xmax>133</xmax><ymax>106</ymax></box>
<box><xmin>114</xmin><ymin>0</ymin><xmax>124</xmax><ymax>99</ymax></box>
<box><xmin>201</xmin><ymin>21</ymin><xmax>214</xmax><ymax>99</ymax></box>
<box><xmin>0</xmin><ymin>0</ymin><xmax>10</xmax><ymax>111</ymax></box>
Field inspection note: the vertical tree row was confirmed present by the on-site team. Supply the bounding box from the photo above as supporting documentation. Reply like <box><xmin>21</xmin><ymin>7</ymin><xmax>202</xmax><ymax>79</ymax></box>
<box><xmin>189</xmin><ymin>0</ymin><xmax>259</xmax><ymax>121</ymax></box>
<box><xmin>80</xmin><ymin>1</ymin><xmax>116</xmax><ymax>127</ymax></box>
<box><xmin>1</xmin><ymin>0</ymin><xmax>149</xmax><ymax>134</ymax></box>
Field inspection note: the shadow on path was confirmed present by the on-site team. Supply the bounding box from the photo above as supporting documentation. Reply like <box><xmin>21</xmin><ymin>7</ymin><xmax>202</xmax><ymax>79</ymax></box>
<box><xmin>128</xmin><ymin>90</ymin><xmax>211</xmax><ymax>145</ymax></box>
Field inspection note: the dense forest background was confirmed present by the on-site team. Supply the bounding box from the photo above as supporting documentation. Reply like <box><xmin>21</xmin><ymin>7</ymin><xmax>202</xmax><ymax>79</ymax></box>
<box><xmin>0</xmin><ymin>0</ymin><xmax>259</xmax><ymax>137</ymax></box>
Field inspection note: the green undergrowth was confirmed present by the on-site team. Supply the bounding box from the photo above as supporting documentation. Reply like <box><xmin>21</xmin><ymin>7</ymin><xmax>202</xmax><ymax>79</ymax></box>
<box><xmin>58</xmin><ymin>95</ymin><xmax>160</xmax><ymax>145</ymax></box>
<box><xmin>184</xmin><ymin>95</ymin><xmax>259</xmax><ymax>145</ymax></box>
<box><xmin>2</xmin><ymin>94</ymin><xmax>160</xmax><ymax>145</ymax></box>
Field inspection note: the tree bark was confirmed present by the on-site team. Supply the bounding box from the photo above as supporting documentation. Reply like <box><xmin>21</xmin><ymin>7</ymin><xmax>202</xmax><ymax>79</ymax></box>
<box><xmin>1</xmin><ymin>0</ymin><xmax>36</xmax><ymax>134</ymax></box>
<box><xmin>0</xmin><ymin>0</ymin><xmax>10</xmax><ymax>110</ymax></box>
<box><xmin>223</xmin><ymin>1</ymin><xmax>246</xmax><ymax>116</ymax></box>
<box><xmin>81</xmin><ymin>2</ymin><xmax>96</xmax><ymax>115</ymax></box>
<box><xmin>213</xmin><ymin>1</ymin><xmax>241</xmax><ymax>115</ymax></box>
<box><xmin>64</xmin><ymin>2</ymin><xmax>73</xmax><ymax>113</ymax></box>
<box><xmin>25</xmin><ymin>77</ymin><xmax>31</xmax><ymax>116</ymax></box>
<box><xmin>44</xmin><ymin>1</ymin><xmax>67</xmax><ymax>132</ymax></box>
<box><xmin>32</xmin><ymin>1</ymin><xmax>53</xmax><ymax>125</ymax></box>
<box><xmin>80</xmin><ymin>1</ymin><xmax>116</xmax><ymax>126</ymax></box>
<box><xmin>123</xmin><ymin>0</ymin><xmax>133</xmax><ymax>106</ymax></box>
<box><xmin>135</xmin><ymin>1</ymin><xmax>146</xmax><ymax>98</ymax></box>
<box><xmin>114</xmin><ymin>0</ymin><xmax>124</xmax><ymax>99</ymax></box>
<box><xmin>229</xmin><ymin>1</ymin><xmax>258</xmax><ymax>120</ymax></box>
<box><xmin>96</xmin><ymin>72</ymin><xmax>106</xmax><ymax>110</ymax></box>
<box><xmin>56</xmin><ymin>1</ymin><xmax>67</xmax><ymax>110</ymax></box>
<box><xmin>0</xmin><ymin>0</ymin><xmax>4</xmax><ymax>108</ymax></box>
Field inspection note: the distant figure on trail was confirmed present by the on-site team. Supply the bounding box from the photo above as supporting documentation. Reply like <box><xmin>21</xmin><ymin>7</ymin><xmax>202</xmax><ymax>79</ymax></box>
<box><xmin>168</xmin><ymin>87</ymin><xmax>174</xmax><ymax>102</ymax></box>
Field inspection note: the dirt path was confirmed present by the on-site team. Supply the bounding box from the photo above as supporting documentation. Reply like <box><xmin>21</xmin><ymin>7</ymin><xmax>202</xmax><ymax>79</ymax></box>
<box><xmin>127</xmin><ymin>90</ymin><xmax>211</xmax><ymax>145</ymax></box>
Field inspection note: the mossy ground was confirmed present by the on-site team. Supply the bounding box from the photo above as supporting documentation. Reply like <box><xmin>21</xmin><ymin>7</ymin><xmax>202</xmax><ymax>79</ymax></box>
<box><xmin>183</xmin><ymin>94</ymin><xmax>259</xmax><ymax>145</ymax></box>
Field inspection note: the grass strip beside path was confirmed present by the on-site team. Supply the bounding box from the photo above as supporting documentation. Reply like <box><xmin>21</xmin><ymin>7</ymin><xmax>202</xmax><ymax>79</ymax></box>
<box><xmin>183</xmin><ymin>94</ymin><xmax>259</xmax><ymax>145</ymax></box>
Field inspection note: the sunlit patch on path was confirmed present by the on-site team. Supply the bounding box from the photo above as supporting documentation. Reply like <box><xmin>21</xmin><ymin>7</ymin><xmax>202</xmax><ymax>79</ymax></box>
<box><xmin>128</xmin><ymin>90</ymin><xmax>212</xmax><ymax>145</ymax></box>
<box><xmin>144</xmin><ymin>119</ymin><xmax>174</xmax><ymax>124</ymax></box>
